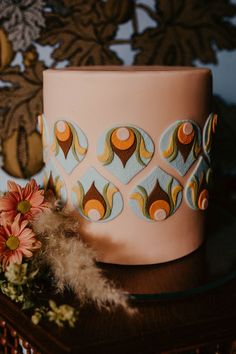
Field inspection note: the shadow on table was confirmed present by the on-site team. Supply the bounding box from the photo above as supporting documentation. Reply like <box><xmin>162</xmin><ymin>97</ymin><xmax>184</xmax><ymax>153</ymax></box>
<box><xmin>99</xmin><ymin>203</ymin><xmax>236</xmax><ymax>300</ymax></box>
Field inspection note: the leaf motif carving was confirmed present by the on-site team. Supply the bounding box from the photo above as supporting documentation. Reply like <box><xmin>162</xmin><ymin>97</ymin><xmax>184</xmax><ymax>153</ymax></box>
<box><xmin>133</xmin><ymin>0</ymin><xmax>236</xmax><ymax>65</ymax></box>
<box><xmin>0</xmin><ymin>61</ymin><xmax>45</xmax><ymax>139</ymax></box>
<box><xmin>39</xmin><ymin>0</ymin><xmax>134</xmax><ymax>65</ymax></box>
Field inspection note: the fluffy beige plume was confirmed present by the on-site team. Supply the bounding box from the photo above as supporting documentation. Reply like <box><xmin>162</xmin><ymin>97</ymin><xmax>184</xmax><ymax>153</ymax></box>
<box><xmin>32</xmin><ymin>207</ymin><xmax>136</xmax><ymax>314</ymax></box>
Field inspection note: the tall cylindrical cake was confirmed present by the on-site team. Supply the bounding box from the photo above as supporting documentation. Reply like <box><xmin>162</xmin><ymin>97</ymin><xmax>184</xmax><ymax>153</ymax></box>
<box><xmin>41</xmin><ymin>66</ymin><xmax>215</xmax><ymax>265</ymax></box>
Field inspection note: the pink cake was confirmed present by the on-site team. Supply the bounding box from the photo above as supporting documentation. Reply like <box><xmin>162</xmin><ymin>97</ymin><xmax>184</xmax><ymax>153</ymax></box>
<box><xmin>40</xmin><ymin>66</ymin><xmax>216</xmax><ymax>265</ymax></box>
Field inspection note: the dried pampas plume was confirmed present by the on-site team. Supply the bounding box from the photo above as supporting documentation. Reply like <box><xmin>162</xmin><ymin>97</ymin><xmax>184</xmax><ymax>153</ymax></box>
<box><xmin>32</xmin><ymin>206</ymin><xmax>135</xmax><ymax>315</ymax></box>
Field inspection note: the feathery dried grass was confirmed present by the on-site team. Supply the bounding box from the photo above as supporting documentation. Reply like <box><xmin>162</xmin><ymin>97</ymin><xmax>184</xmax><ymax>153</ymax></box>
<box><xmin>32</xmin><ymin>207</ymin><xmax>136</xmax><ymax>315</ymax></box>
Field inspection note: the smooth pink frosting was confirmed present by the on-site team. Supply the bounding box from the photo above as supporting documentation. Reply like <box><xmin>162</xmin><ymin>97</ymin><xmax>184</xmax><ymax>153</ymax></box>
<box><xmin>43</xmin><ymin>66</ymin><xmax>212</xmax><ymax>265</ymax></box>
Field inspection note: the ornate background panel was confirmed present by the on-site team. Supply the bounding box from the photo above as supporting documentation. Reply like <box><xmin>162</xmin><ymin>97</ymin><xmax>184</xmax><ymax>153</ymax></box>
<box><xmin>0</xmin><ymin>0</ymin><xmax>236</xmax><ymax>184</ymax></box>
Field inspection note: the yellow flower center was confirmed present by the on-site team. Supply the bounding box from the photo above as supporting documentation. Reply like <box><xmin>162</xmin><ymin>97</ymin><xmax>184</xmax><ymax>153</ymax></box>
<box><xmin>17</xmin><ymin>200</ymin><xmax>31</xmax><ymax>214</ymax></box>
<box><xmin>6</xmin><ymin>235</ymin><xmax>20</xmax><ymax>251</ymax></box>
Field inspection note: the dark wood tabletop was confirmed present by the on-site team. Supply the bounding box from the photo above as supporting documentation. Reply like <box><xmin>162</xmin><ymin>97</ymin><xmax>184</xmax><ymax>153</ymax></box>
<box><xmin>0</xmin><ymin>274</ymin><xmax>236</xmax><ymax>354</ymax></box>
<box><xmin>0</xmin><ymin>192</ymin><xmax>236</xmax><ymax>354</ymax></box>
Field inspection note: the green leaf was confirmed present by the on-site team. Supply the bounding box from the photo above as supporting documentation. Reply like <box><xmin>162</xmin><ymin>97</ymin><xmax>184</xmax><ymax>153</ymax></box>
<box><xmin>22</xmin><ymin>299</ymin><xmax>35</xmax><ymax>310</ymax></box>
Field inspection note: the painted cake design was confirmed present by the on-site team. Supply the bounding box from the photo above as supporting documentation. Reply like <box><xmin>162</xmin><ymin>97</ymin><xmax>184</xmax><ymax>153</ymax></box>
<box><xmin>38</xmin><ymin>113</ymin><xmax>50</xmax><ymax>162</ymax></box>
<box><xmin>43</xmin><ymin>66</ymin><xmax>213</xmax><ymax>265</ymax></box>
<box><xmin>129</xmin><ymin>167</ymin><xmax>183</xmax><ymax>221</ymax></box>
<box><xmin>203</xmin><ymin>113</ymin><xmax>218</xmax><ymax>160</ymax></box>
<box><xmin>185</xmin><ymin>156</ymin><xmax>212</xmax><ymax>211</ymax></box>
<box><xmin>97</xmin><ymin>125</ymin><xmax>154</xmax><ymax>184</ymax></box>
<box><xmin>43</xmin><ymin>160</ymin><xmax>67</xmax><ymax>203</ymax></box>
<box><xmin>51</xmin><ymin>120</ymin><xmax>88</xmax><ymax>174</ymax></box>
<box><xmin>72</xmin><ymin>167</ymin><xmax>123</xmax><ymax>222</ymax></box>
<box><xmin>160</xmin><ymin>120</ymin><xmax>202</xmax><ymax>176</ymax></box>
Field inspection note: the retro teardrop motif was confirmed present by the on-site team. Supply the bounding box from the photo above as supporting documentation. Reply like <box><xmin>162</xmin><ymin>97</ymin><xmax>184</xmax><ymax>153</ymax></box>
<box><xmin>185</xmin><ymin>156</ymin><xmax>212</xmax><ymax>211</ymax></box>
<box><xmin>129</xmin><ymin>167</ymin><xmax>183</xmax><ymax>222</ymax></box>
<box><xmin>52</xmin><ymin>120</ymin><xmax>88</xmax><ymax>174</ymax></box>
<box><xmin>72</xmin><ymin>167</ymin><xmax>123</xmax><ymax>222</ymax></box>
<box><xmin>97</xmin><ymin>125</ymin><xmax>154</xmax><ymax>184</ymax></box>
<box><xmin>160</xmin><ymin>120</ymin><xmax>202</xmax><ymax>176</ymax></box>
<box><xmin>42</xmin><ymin>160</ymin><xmax>67</xmax><ymax>204</ymax></box>
<box><xmin>203</xmin><ymin>113</ymin><xmax>218</xmax><ymax>160</ymax></box>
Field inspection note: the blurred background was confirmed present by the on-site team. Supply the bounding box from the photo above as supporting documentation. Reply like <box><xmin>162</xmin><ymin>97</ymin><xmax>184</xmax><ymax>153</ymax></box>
<box><xmin>0</xmin><ymin>0</ymin><xmax>236</xmax><ymax>194</ymax></box>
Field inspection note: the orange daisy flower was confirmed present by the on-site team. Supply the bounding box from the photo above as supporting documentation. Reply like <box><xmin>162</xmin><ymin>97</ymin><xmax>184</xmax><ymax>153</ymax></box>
<box><xmin>0</xmin><ymin>179</ymin><xmax>49</xmax><ymax>224</ymax></box>
<box><xmin>0</xmin><ymin>214</ymin><xmax>41</xmax><ymax>270</ymax></box>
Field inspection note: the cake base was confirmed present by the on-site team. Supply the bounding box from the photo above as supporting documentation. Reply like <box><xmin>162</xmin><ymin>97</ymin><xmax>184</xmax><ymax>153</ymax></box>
<box><xmin>78</xmin><ymin>208</ymin><xmax>205</xmax><ymax>265</ymax></box>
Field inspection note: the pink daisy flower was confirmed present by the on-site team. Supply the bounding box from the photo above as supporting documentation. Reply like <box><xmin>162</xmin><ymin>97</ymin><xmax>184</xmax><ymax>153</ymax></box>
<box><xmin>0</xmin><ymin>214</ymin><xmax>41</xmax><ymax>270</ymax></box>
<box><xmin>0</xmin><ymin>179</ymin><xmax>49</xmax><ymax>224</ymax></box>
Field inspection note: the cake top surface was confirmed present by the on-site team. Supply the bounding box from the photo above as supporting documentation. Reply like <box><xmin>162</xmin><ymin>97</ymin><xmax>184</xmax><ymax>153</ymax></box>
<box><xmin>44</xmin><ymin>65</ymin><xmax>211</xmax><ymax>75</ymax></box>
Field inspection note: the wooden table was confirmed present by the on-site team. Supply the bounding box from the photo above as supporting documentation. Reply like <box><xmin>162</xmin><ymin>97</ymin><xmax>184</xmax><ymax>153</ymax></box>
<box><xmin>0</xmin><ymin>275</ymin><xmax>236</xmax><ymax>354</ymax></box>
<box><xmin>0</xmin><ymin>200</ymin><xmax>236</xmax><ymax>354</ymax></box>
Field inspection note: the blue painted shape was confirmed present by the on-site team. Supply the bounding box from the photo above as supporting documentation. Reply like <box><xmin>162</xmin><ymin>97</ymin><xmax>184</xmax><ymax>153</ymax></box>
<box><xmin>71</xmin><ymin>167</ymin><xmax>123</xmax><ymax>223</ymax></box>
<box><xmin>185</xmin><ymin>156</ymin><xmax>212</xmax><ymax>211</ymax></box>
<box><xmin>160</xmin><ymin>120</ymin><xmax>202</xmax><ymax>176</ymax></box>
<box><xmin>43</xmin><ymin>159</ymin><xmax>67</xmax><ymax>204</ymax></box>
<box><xmin>97</xmin><ymin>125</ymin><xmax>154</xmax><ymax>184</ymax></box>
<box><xmin>52</xmin><ymin>120</ymin><xmax>88</xmax><ymax>174</ymax></box>
<box><xmin>129</xmin><ymin>166</ymin><xmax>183</xmax><ymax>222</ymax></box>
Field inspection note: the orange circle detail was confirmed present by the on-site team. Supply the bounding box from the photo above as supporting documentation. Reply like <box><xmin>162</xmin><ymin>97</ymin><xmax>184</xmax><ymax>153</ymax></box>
<box><xmin>177</xmin><ymin>123</ymin><xmax>195</xmax><ymax>145</ymax></box>
<box><xmin>198</xmin><ymin>189</ymin><xmax>209</xmax><ymax>210</ymax></box>
<box><xmin>149</xmin><ymin>200</ymin><xmax>170</xmax><ymax>220</ymax></box>
<box><xmin>84</xmin><ymin>199</ymin><xmax>105</xmax><ymax>220</ymax></box>
<box><xmin>56</xmin><ymin>122</ymin><xmax>71</xmax><ymax>142</ymax></box>
<box><xmin>111</xmin><ymin>128</ymin><xmax>135</xmax><ymax>150</ymax></box>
